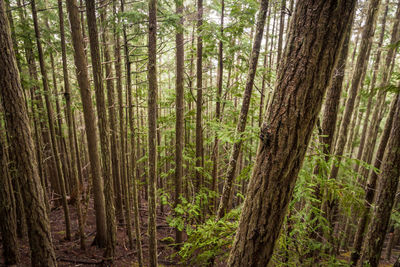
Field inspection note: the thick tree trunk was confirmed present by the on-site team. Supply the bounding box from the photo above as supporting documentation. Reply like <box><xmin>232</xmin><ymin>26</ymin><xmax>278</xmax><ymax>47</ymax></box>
<box><xmin>148</xmin><ymin>0</ymin><xmax>159</xmax><ymax>264</ymax></box>
<box><xmin>66</xmin><ymin>0</ymin><xmax>108</xmax><ymax>247</ymax></box>
<box><xmin>85</xmin><ymin>0</ymin><xmax>116</xmax><ymax>257</ymax></box>
<box><xmin>358</xmin><ymin>94</ymin><xmax>400</xmax><ymax>267</ymax></box>
<box><xmin>217</xmin><ymin>0</ymin><xmax>269</xmax><ymax>219</ymax></box>
<box><xmin>227</xmin><ymin>1</ymin><xmax>356</xmax><ymax>265</ymax></box>
<box><xmin>0</xmin><ymin>1</ymin><xmax>57</xmax><ymax>264</ymax></box>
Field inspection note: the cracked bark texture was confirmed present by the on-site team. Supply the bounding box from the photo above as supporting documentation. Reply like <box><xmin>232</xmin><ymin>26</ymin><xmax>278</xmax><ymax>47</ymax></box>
<box><xmin>0</xmin><ymin>0</ymin><xmax>57</xmax><ymax>264</ymax></box>
<box><xmin>227</xmin><ymin>1</ymin><xmax>356</xmax><ymax>266</ymax></box>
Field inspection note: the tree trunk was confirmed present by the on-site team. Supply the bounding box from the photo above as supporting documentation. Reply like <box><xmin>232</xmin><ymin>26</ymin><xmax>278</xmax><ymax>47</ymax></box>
<box><xmin>0</xmin><ymin>1</ymin><xmax>57</xmax><ymax>264</ymax></box>
<box><xmin>120</xmin><ymin>0</ymin><xmax>135</xmax><ymax>249</ymax></box>
<box><xmin>350</xmin><ymin>2</ymin><xmax>400</xmax><ymax>263</ymax></box>
<box><xmin>57</xmin><ymin>0</ymin><xmax>86</xmax><ymax>250</ymax></box>
<box><xmin>216</xmin><ymin>0</ymin><xmax>269</xmax><ymax>219</ymax></box>
<box><xmin>195</xmin><ymin>0</ymin><xmax>204</xmax><ymax>192</ymax></box>
<box><xmin>324</xmin><ymin>0</ymin><xmax>380</xmax><ymax>229</ymax></box>
<box><xmin>113</xmin><ymin>0</ymin><xmax>126</xmax><ymax>227</ymax></box>
<box><xmin>358</xmin><ymin>94</ymin><xmax>400</xmax><ymax>267</ymax></box>
<box><xmin>227</xmin><ymin>1</ymin><xmax>356</xmax><ymax>265</ymax></box>
<box><xmin>66</xmin><ymin>0</ymin><xmax>108</xmax><ymax>247</ymax></box>
<box><xmin>0</xmin><ymin>128</ymin><xmax>19</xmax><ymax>265</ymax></box>
<box><xmin>175</xmin><ymin>0</ymin><xmax>185</xmax><ymax>246</ymax></box>
<box><xmin>85</xmin><ymin>0</ymin><xmax>116</xmax><ymax>257</ymax></box>
<box><xmin>31</xmin><ymin>0</ymin><xmax>72</xmax><ymax>241</ymax></box>
<box><xmin>148</xmin><ymin>0</ymin><xmax>159</xmax><ymax>264</ymax></box>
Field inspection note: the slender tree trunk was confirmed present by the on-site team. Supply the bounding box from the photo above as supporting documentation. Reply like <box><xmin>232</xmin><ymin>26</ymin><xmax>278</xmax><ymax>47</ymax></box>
<box><xmin>120</xmin><ymin>0</ymin><xmax>135</xmax><ymax>249</ymax></box>
<box><xmin>217</xmin><ymin>0</ymin><xmax>269</xmax><ymax>219</ymax></box>
<box><xmin>100</xmin><ymin>4</ymin><xmax>124</xmax><ymax>228</ymax></box>
<box><xmin>353</xmin><ymin>0</ymin><xmax>389</xmax><ymax>174</ymax></box>
<box><xmin>148</xmin><ymin>0</ymin><xmax>159</xmax><ymax>264</ymax></box>
<box><xmin>128</xmin><ymin>53</ymin><xmax>144</xmax><ymax>267</ymax></box>
<box><xmin>358</xmin><ymin>94</ymin><xmax>400</xmax><ymax>267</ymax></box>
<box><xmin>0</xmin><ymin>1</ymin><xmax>57</xmax><ymax>264</ymax></box>
<box><xmin>31</xmin><ymin>0</ymin><xmax>72</xmax><ymax>241</ymax></box>
<box><xmin>324</xmin><ymin>0</ymin><xmax>380</xmax><ymax>228</ymax></box>
<box><xmin>351</xmin><ymin>3</ymin><xmax>400</xmax><ymax>263</ymax></box>
<box><xmin>276</xmin><ymin>0</ymin><xmax>285</xmax><ymax>70</ymax></box>
<box><xmin>57</xmin><ymin>0</ymin><xmax>86</xmax><ymax>250</ymax></box>
<box><xmin>196</xmin><ymin>0</ymin><xmax>204</xmax><ymax>192</ymax></box>
<box><xmin>175</xmin><ymin>0</ymin><xmax>185</xmax><ymax>246</ymax></box>
<box><xmin>66</xmin><ymin>0</ymin><xmax>108</xmax><ymax>247</ymax></box>
<box><xmin>113</xmin><ymin>0</ymin><xmax>126</xmax><ymax>227</ymax></box>
<box><xmin>211</xmin><ymin>0</ymin><xmax>224</xmax><ymax>213</ymax></box>
<box><xmin>86</xmin><ymin>0</ymin><xmax>116</xmax><ymax>257</ymax></box>
<box><xmin>227</xmin><ymin>1</ymin><xmax>356</xmax><ymax>265</ymax></box>
<box><xmin>0</xmin><ymin>128</ymin><xmax>19</xmax><ymax>265</ymax></box>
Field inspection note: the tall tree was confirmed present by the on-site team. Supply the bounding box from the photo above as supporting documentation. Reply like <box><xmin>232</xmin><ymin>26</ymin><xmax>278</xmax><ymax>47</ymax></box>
<box><xmin>0</xmin><ymin>0</ymin><xmax>57</xmax><ymax>264</ymax></box>
<box><xmin>0</xmin><ymin>125</ymin><xmax>19</xmax><ymax>266</ymax></box>
<box><xmin>175</xmin><ymin>0</ymin><xmax>185</xmax><ymax>246</ymax></box>
<box><xmin>227</xmin><ymin>0</ymin><xmax>356</xmax><ymax>265</ymax></box>
<box><xmin>148</xmin><ymin>0</ymin><xmax>159</xmax><ymax>264</ymax></box>
<box><xmin>217</xmin><ymin>0</ymin><xmax>269</xmax><ymax>219</ymax></box>
<box><xmin>351</xmin><ymin>1</ymin><xmax>400</xmax><ymax>263</ymax></box>
<box><xmin>358</xmin><ymin>94</ymin><xmax>400</xmax><ymax>267</ymax></box>
<box><xmin>86</xmin><ymin>0</ymin><xmax>116</xmax><ymax>257</ymax></box>
<box><xmin>57</xmin><ymin>0</ymin><xmax>85</xmax><ymax>250</ymax></box>
<box><xmin>211</xmin><ymin>0</ymin><xmax>224</xmax><ymax>212</ymax></box>
<box><xmin>31</xmin><ymin>0</ymin><xmax>71</xmax><ymax>240</ymax></box>
<box><xmin>66</xmin><ymin>0</ymin><xmax>108</xmax><ymax>247</ymax></box>
<box><xmin>195</xmin><ymin>0</ymin><xmax>204</xmax><ymax>191</ymax></box>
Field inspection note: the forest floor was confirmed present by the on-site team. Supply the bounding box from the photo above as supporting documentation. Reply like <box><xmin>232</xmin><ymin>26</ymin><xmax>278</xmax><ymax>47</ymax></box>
<box><xmin>2</xmin><ymin>195</ymin><xmax>400</xmax><ymax>266</ymax></box>
<box><xmin>6</xmin><ymin>195</ymin><xmax>182</xmax><ymax>267</ymax></box>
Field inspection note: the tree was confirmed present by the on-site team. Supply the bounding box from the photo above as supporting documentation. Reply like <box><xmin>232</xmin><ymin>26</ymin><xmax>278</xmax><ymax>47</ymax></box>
<box><xmin>85</xmin><ymin>0</ymin><xmax>116</xmax><ymax>257</ymax></box>
<box><xmin>175</xmin><ymin>0</ymin><xmax>184</xmax><ymax>246</ymax></box>
<box><xmin>0</xmin><ymin>124</ymin><xmax>19</xmax><ymax>266</ymax></box>
<box><xmin>57</xmin><ymin>0</ymin><xmax>85</xmax><ymax>250</ymax></box>
<box><xmin>195</xmin><ymin>0</ymin><xmax>204</xmax><ymax>192</ymax></box>
<box><xmin>0</xmin><ymin>0</ymin><xmax>57</xmax><ymax>264</ymax></box>
<box><xmin>66</xmin><ymin>0</ymin><xmax>108</xmax><ymax>247</ymax></box>
<box><xmin>148</xmin><ymin>0</ymin><xmax>159</xmax><ymax>264</ymax></box>
<box><xmin>358</xmin><ymin>94</ymin><xmax>400</xmax><ymax>267</ymax></box>
<box><xmin>31</xmin><ymin>0</ymin><xmax>71</xmax><ymax>240</ymax></box>
<box><xmin>216</xmin><ymin>0</ymin><xmax>269</xmax><ymax>219</ymax></box>
<box><xmin>227</xmin><ymin>0</ymin><xmax>356</xmax><ymax>265</ymax></box>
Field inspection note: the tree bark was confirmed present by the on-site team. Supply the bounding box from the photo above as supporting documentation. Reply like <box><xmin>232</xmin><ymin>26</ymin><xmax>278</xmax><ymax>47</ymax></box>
<box><xmin>0</xmin><ymin>128</ymin><xmax>19</xmax><ymax>266</ymax></box>
<box><xmin>85</xmin><ymin>0</ymin><xmax>116</xmax><ymax>257</ymax></box>
<box><xmin>66</xmin><ymin>0</ymin><xmax>107</xmax><ymax>247</ymax></box>
<box><xmin>148</xmin><ymin>0</ymin><xmax>159</xmax><ymax>264</ymax></box>
<box><xmin>195</xmin><ymin>0</ymin><xmax>204</xmax><ymax>192</ymax></box>
<box><xmin>175</xmin><ymin>0</ymin><xmax>185</xmax><ymax>246</ymax></box>
<box><xmin>57</xmin><ymin>0</ymin><xmax>86</xmax><ymax>250</ymax></box>
<box><xmin>227</xmin><ymin>1</ymin><xmax>356</xmax><ymax>265</ymax></box>
<box><xmin>0</xmin><ymin>1</ymin><xmax>57</xmax><ymax>264</ymax></box>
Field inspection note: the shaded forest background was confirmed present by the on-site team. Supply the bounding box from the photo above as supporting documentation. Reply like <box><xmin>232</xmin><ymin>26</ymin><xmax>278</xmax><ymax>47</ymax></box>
<box><xmin>1</xmin><ymin>0</ymin><xmax>400</xmax><ymax>266</ymax></box>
